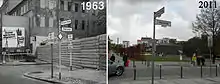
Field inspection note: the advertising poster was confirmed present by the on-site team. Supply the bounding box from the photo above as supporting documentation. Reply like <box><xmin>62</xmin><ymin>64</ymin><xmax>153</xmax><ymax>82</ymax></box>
<box><xmin>2</xmin><ymin>27</ymin><xmax>25</xmax><ymax>48</ymax></box>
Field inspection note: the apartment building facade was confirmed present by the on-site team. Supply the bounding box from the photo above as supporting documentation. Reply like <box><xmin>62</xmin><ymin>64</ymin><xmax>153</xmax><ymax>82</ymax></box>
<box><xmin>0</xmin><ymin>0</ymin><xmax>106</xmax><ymax>53</ymax></box>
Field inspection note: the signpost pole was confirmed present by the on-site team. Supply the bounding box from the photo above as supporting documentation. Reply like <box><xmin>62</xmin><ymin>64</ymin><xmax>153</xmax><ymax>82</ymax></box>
<box><xmin>56</xmin><ymin>0</ymin><xmax>61</xmax><ymax>80</ymax></box>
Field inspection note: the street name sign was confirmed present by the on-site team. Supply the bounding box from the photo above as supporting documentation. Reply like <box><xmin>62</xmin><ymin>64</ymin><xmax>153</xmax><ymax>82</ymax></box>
<box><xmin>62</xmin><ymin>27</ymin><xmax>72</xmax><ymax>31</ymax></box>
<box><xmin>154</xmin><ymin>7</ymin><xmax>164</xmax><ymax>18</ymax></box>
<box><xmin>61</xmin><ymin>20</ymin><xmax>71</xmax><ymax>25</ymax></box>
<box><xmin>155</xmin><ymin>19</ymin><xmax>171</xmax><ymax>27</ymax></box>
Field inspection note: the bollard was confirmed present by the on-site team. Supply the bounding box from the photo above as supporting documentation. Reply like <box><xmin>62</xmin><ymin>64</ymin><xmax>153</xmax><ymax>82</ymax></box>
<box><xmin>201</xmin><ymin>65</ymin><xmax>203</xmax><ymax>78</ymax></box>
<box><xmin>147</xmin><ymin>60</ymin><xmax>150</xmax><ymax>67</ymax></box>
<box><xmin>180</xmin><ymin>66</ymin><xmax>183</xmax><ymax>78</ymax></box>
<box><xmin>159</xmin><ymin>64</ymin><xmax>162</xmax><ymax>79</ymax></box>
<box><xmin>51</xmin><ymin>44</ymin><xmax>53</xmax><ymax>78</ymax></box>
<box><xmin>216</xmin><ymin>65</ymin><xmax>218</xmax><ymax>77</ymax></box>
<box><xmin>133</xmin><ymin>61</ymin><xmax>136</xmax><ymax>80</ymax></box>
<box><xmin>145</xmin><ymin>60</ymin><xmax>146</xmax><ymax>65</ymax></box>
<box><xmin>142</xmin><ymin>60</ymin><xmax>143</xmax><ymax>64</ymax></box>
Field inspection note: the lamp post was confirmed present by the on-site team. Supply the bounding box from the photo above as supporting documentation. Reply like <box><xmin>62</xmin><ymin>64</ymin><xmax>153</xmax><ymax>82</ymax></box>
<box><xmin>152</xmin><ymin>7</ymin><xmax>171</xmax><ymax>84</ymax></box>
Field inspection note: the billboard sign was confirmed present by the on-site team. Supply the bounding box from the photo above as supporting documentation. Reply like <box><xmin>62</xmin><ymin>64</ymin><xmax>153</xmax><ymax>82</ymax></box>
<box><xmin>2</xmin><ymin>27</ymin><xmax>25</xmax><ymax>47</ymax></box>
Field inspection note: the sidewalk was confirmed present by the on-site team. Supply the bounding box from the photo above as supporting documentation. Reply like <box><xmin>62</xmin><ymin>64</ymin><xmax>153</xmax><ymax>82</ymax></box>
<box><xmin>24</xmin><ymin>65</ymin><xmax>106</xmax><ymax>84</ymax></box>
<box><xmin>116</xmin><ymin>77</ymin><xmax>220</xmax><ymax>84</ymax></box>
<box><xmin>0</xmin><ymin>59</ymin><xmax>50</xmax><ymax>66</ymax></box>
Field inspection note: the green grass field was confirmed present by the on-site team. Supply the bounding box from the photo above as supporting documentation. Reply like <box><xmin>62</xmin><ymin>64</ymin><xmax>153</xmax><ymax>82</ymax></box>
<box><xmin>130</xmin><ymin>54</ymin><xmax>190</xmax><ymax>62</ymax></box>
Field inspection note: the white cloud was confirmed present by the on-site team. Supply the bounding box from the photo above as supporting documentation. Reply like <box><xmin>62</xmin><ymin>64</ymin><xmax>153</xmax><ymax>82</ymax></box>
<box><xmin>108</xmin><ymin>0</ymin><xmax>204</xmax><ymax>44</ymax></box>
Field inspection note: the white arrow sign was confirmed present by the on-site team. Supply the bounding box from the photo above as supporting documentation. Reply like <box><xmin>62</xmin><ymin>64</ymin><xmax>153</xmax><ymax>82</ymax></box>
<box><xmin>62</xmin><ymin>27</ymin><xmax>72</xmax><ymax>31</ymax></box>
<box><xmin>61</xmin><ymin>20</ymin><xmax>71</xmax><ymax>25</ymax></box>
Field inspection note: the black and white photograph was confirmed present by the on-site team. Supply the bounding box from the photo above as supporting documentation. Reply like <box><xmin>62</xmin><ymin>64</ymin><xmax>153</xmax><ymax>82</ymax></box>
<box><xmin>0</xmin><ymin>0</ymin><xmax>106</xmax><ymax>84</ymax></box>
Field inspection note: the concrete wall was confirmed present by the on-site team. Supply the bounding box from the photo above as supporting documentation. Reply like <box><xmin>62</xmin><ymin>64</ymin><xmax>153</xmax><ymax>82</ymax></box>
<box><xmin>37</xmin><ymin>34</ymin><xmax>106</xmax><ymax>70</ymax></box>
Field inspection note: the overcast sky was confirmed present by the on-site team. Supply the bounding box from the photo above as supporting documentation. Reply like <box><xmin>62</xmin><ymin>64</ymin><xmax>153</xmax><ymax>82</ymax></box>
<box><xmin>0</xmin><ymin>0</ymin><xmax>2</xmax><ymax>7</ymax></box>
<box><xmin>107</xmin><ymin>0</ymin><xmax>211</xmax><ymax>45</ymax></box>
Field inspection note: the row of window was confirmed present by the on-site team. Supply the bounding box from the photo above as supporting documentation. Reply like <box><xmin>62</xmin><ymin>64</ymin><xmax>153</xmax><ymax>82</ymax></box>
<box><xmin>12</xmin><ymin>0</ymin><xmax>31</xmax><ymax>16</ymax></box>
<box><xmin>40</xmin><ymin>0</ymin><xmax>84</xmax><ymax>13</ymax></box>
<box><xmin>39</xmin><ymin>17</ymin><xmax>87</xmax><ymax>30</ymax></box>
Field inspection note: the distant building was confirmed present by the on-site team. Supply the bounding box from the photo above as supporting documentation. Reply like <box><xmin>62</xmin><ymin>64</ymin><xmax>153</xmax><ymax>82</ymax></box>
<box><xmin>137</xmin><ymin>39</ymin><xmax>141</xmax><ymax>44</ymax></box>
<box><xmin>157</xmin><ymin>38</ymin><xmax>177</xmax><ymax>44</ymax></box>
<box><xmin>123</xmin><ymin>41</ymin><xmax>129</xmax><ymax>48</ymax></box>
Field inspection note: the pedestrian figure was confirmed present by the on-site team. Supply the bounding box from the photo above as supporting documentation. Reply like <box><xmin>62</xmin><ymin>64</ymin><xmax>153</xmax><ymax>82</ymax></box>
<box><xmin>123</xmin><ymin>54</ymin><xmax>128</xmax><ymax>66</ymax></box>
<box><xmin>192</xmin><ymin>53</ymin><xmax>197</xmax><ymax>66</ymax></box>
<box><xmin>110</xmin><ymin>54</ymin><xmax>115</xmax><ymax>62</ymax></box>
<box><xmin>201</xmin><ymin>56</ymin><xmax>205</xmax><ymax>66</ymax></box>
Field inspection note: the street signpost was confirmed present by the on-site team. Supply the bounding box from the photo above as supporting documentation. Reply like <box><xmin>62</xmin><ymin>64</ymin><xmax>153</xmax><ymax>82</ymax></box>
<box><xmin>68</xmin><ymin>34</ymin><xmax>73</xmax><ymax>70</ymax></box>
<box><xmin>152</xmin><ymin>7</ymin><xmax>171</xmax><ymax>84</ymax></box>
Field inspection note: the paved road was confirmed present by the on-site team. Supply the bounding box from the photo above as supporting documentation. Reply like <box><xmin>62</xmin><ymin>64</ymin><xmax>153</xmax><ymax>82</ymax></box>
<box><xmin>109</xmin><ymin>61</ymin><xmax>220</xmax><ymax>84</ymax></box>
<box><xmin>0</xmin><ymin>64</ymin><xmax>53</xmax><ymax>84</ymax></box>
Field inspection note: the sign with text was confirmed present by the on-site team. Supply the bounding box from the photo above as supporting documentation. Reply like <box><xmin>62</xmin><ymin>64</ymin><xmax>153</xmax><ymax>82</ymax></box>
<box><xmin>2</xmin><ymin>27</ymin><xmax>25</xmax><ymax>48</ymax></box>
<box><xmin>60</xmin><ymin>20</ymin><xmax>71</xmax><ymax>25</ymax></box>
<box><xmin>62</xmin><ymin>27</ymin><xmax>72</xmax><ymax>31</ymax></box>
<box><xmin>68</xmin><ymin>34</ymin><xmax>73</xmax><ymax>40</ymax></box>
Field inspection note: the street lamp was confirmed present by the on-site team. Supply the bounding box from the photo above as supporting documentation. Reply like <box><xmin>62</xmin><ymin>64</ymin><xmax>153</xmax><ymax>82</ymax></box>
<box><xmin>152</xmin><ymin>7</ymin><xmax>171</xmax><ymax>84</ymax></box>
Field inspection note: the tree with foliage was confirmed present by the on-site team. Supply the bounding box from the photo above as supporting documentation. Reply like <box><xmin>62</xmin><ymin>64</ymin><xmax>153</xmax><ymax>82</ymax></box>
<box><xmin>96</xmin><ymin>7</ymin><xmax>106</xmax><ymax>34</ymax></box>
<box><xmin>192</xmin><ymin>5</ymin><xmax>220</xmax><ymax>61</ymax></box>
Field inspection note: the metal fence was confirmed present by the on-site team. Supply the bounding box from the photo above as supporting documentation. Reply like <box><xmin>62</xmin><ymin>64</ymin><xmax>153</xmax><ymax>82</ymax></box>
<box><xmin>37</xmin><ymin>34</ymin><xmax>106</xmax><ymax>70</ymax></box>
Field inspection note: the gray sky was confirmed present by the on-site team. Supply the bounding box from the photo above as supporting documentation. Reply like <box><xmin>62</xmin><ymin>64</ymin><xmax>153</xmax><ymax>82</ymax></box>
<box><xmin>0</xmin><ymin>0</ymin><xmax>2</xmax><ymax>7</ymax></box>
<box><xmin>108</xmin><ymin>0</ymin><xmax>206</xmax><ymax>44</ymax></box>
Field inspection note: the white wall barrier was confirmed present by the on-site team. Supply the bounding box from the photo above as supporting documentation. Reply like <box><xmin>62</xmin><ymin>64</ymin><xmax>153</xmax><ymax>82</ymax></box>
<box><xmin>36</xmin><ymin>34</ymin><xmax>106</xmax><ymax>70</ymax></box>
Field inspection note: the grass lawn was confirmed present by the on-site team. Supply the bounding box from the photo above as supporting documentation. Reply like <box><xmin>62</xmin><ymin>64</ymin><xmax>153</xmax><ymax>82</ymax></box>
<box><xmin>130</xmin><ymin>54</ymin><xmax>190</xmax><ymax>62</ymax></box>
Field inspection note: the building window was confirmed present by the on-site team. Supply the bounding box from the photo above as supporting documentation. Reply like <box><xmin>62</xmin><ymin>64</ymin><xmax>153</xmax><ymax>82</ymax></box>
<box><xmin>68</xmin><ymin>2</ymin><xmax>72</xmax><ymax>11</ymax></box>
<box><xmin>21</xmin><ymin>6</ymin><xmax>24</xmax><ymax>15</ymax></box>
<box><xmin>75</xmin><ymin>3</ymin><xmax>78</xmax><ymax>12</ymax></box>
<box><xmin>60</xmin><ymin>1</ymin><xmax>64</xmax><ymax>10</ymax></box>
<box><xmin>82</xmin><ymin>20</ymin><xmax>85</xmax><ymax>30</ymax></box>
<box><xmin>49</xmin><ymin>0</ymin><xmax>55</xmax><ymax>9</ymax></box>
<box><xmin>92</xmin><ymin>21</ymin><xmax>96</xmax><ymax>32</ymax></box>
<box><xmin>82</xmin><ymin>5</ymin><xmax>85</xmax><ymax>13</ymax></box>
<box><xmin>40</xmin><ymin>16</ymin><xmax>45</xmax><ymax>27</ymax></box>
<box><xmin>49</xmin><ymin>17</ymin><xmax>53</xmax><ymax>27</ymax></box>
<box><xmin>40</xmin><ymin>0</ymin><xmax>46</xmax><ymax>8</ymax></box>
<box><xmin>64</xmin><ymin>1</ymin><xmax>68</xmax><ymax>11</ymax></box>
<box><xmin>75</xmin><ymin>20</ymin><xmax>78</xmax><ymax>29</ymax></box>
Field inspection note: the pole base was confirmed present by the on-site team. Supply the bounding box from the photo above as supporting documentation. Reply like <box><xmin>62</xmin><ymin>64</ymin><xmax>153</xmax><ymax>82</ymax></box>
<box><xmin>59</xmin><ymin>72</ymin><xmax>61</xmax><ymax>80</ymax></box>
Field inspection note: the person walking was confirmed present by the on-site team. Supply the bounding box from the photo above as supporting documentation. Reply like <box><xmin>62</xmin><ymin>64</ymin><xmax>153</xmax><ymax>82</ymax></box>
<box><xmin>192</xmin><ymin>53</ymin><xmax>197</xmax><ymax>66</ymax></box>
<box><xmin>123</xmin><ymin>54</ymin><xmax>128</xmax><ymax>66</ymax></box>
<box><xmin>110</xmin><ymin>54</ymin><xmax>115</xmax><ymax>62</ymax></box>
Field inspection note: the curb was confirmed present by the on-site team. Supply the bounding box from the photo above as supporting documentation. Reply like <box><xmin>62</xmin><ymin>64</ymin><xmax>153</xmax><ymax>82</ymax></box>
<box><xmin>23</xmin><ymin>72</ymin><xmax>65</xmax><ymax>84</ymax></box>
<box><xmin>0</xmin><ymin>63</ymin><xmax>51</xmax><ymax>66</ymax></box>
